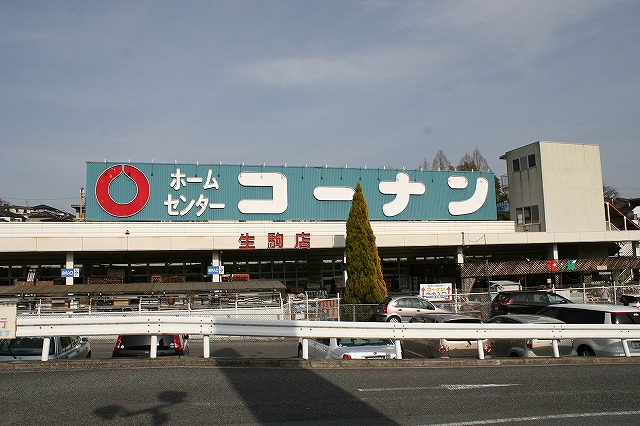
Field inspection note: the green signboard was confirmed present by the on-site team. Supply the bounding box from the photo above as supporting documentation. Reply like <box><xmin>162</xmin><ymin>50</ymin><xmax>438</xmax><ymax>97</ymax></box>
<box><xmin>85</xmin><ymin>162</ymin><xmax>496</xmax><ymax>222</ymax></box>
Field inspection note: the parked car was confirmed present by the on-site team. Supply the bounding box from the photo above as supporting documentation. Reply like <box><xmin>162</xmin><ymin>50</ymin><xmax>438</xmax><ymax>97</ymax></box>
<box><xmin>619</xmin><ymin>294</ymin><xmax>640</xmax><ymax>308</ymax></box>
<box><xmin>0</xmin><ymin>336</ymin><xmax>91</xmax><ymax>361</ymax></box>
<box><xmin>375</xmin><ymin>295</ymin><xmax>449</xmax><ymax>323</ymax></box>
<box><xmin>297</xmin><ymin>337</ymin><xmax>398</xmax><ymax>359</ymax></box>
<box><xmin>537</xmin><ymin>304</ymin><xmax>640</xmax><ymax>356</ymax></box>
<box><xmin>112</xmin><ymin>334</ymin><xmax>189</xmax><ymax>357</ymax></box>
<box><xmin>490</xmin><ymin>290</ymin><xmax>572</xmax><ymax>317</ymax></box>
<box><xmin>408</xmin><ymin>313</ymin><xmax>491</xmax><ymax>358</ymax></box>
<box><xmin>486</xmin><ymin>314</ymin><xmax>575</xmax><ymax>357</ymax></box>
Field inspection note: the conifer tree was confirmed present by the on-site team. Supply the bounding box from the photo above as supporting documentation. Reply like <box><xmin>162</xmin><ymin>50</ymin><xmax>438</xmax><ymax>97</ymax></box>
<box><xmin>343</xmin><ymin>182</ymin><xmax>388</xmax><ymax>304</ymax></box>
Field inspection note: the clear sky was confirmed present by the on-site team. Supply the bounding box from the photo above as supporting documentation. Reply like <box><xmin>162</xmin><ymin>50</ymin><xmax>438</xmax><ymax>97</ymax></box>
<box><xmin>1</xmin><ymin>0</ymin><xmax>639</xmax><ymax>212</ymax></box>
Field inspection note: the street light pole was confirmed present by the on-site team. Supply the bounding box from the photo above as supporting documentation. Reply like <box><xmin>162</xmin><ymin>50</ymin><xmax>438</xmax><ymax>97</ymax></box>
<box><xmin>79</xmin><ymin>187</ymin><xmax>85</xmax><ymax>221</ymax></box>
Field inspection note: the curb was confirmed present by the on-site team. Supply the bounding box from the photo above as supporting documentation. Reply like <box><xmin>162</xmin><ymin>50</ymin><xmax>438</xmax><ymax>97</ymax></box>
<box><xmin>1</xmin><ymin>356</ymin><xmax>639</xmax><ymax>372</ymax></box>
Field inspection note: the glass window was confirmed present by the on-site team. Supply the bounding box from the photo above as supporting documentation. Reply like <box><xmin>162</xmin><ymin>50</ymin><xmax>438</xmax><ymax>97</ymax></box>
<box><xmin>539</xmin><ymin>308</ymin><xmax>559</xmax><ymax>319</ymax></box>
<box><xmin>548</xmin><ymin>293</ymin><xmax>568</xmax><ymax>304</ymax></box>
<box><xmin>519</xmin><ymin>156</ymin><xmax>528</xmax><ymax>170</ymax></box>
<box><xmin>0</xmin><ymin>338</ymin><xmax>54</xmax><ymax>356</ymax></box>
<box><xmin>513</xmin><ymin>158</ymin><xmax>521</xmax><ymax>172</ymax></box>
<box><xmin>523</xmin><ymin>207</ymin><xmax>531</xmax><ymax>224</ymax></box>
<box><xmin>556</xmin><ymin>309</ymin><xmax>582</xmax><ymax>323</ymax></box>
<box><xmin>397</xmin><ymin>298</ymin><xmax>412</xmax><ymax>308</ymax></box>
<box><xmin>59</xmin><ymin>336</ymin><xmax>72</xmax><ymax>352</ymax></box>
<box><xmin>530</xmin><ymin>205</ymin><xmax>540</xmax><ymax>224</ymax></box>
<box><xmin>581</xmin><ymin>310</ymin><xmax>605</xmax><ymax>324</ymax></box>
<box><xmin>511</xmin><ymin>293</ymin><xmax>528</xmax><ymax>302</ymax></box>
<box><xmin>532</xmin><ymin>293</ymin><xmax>547</xmax><ymax>303</ymax></box>
<box><xmin>416</xmin><ymin>299</ymin><xmax>435</xmax><ymax>310</ymax></box>
<box><xmin>517</xmin><ymin>205</ymin><xmax>540</xmax><ymax>225</ymax></box>
<box><xmin>612</xmin><ymin>313</ymin><xmax>640</xmax><ymax>324</ymax></box>
<box><xmin>528</xmin><ymin>154</ymin><xmax>536</xmax><ymax>168</ymax></box>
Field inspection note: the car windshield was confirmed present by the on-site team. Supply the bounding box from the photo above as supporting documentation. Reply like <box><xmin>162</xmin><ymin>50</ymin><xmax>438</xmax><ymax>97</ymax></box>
<box><xmin>0</xmin><ymin>338</ymin><xmax>54</xmax><ymax>356</ymax></box>
<box><xmin>337</xmin><ymin>338</ymin><xmax>393</xmax><ymax>347</ymax></box>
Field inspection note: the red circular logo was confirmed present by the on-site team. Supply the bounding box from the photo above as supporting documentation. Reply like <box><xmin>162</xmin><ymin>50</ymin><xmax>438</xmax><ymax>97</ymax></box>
<box><xmin>95</xmin><ymin>165</ymin><xmax>150</xmax><ymax>217</ymax></box>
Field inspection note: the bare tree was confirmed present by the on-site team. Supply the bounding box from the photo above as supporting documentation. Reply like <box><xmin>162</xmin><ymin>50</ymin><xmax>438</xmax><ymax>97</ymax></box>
<box><xmin>470</xmin><ymin>148</ymin><xmax>491</xmax><ymax>172</ymax></box>
<box><xmin>417</xmin><ymin>158</ymin><xmax>430</xmax><ymax>170</ymax></box>
<box><xmin>457</xmin><ymin>153</ymin><xmax>475</xmax><ymax>171</ymax></box>
<box><xmin>457</xmin><ymin>149</ymin><xmax>491</xmax><ymax>172</ymax></box>
<box><xmin>603</xmin><ymin>184</ymin><xmax>620</xmax><ymax>201</ymax></box>
<box><xmin>431</xmin><ymin>149</ymin><xmax>452</xmax><ymax>171</ymax></box>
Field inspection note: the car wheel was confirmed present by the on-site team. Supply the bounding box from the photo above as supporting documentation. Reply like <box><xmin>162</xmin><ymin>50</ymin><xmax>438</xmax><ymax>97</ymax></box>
<box><xmin>509</xmin><ymin>353</ymin><xmax>520</xmax><ymax>357</ymax></box>
<box><xmin>578</xmin><ymin>346</ymin><xmax>595</xmax><ymax>356</ymax></box>
<box><xmin>387</xmin><ymin>317</ymin><xmax>401</xmax><ymax>323</ymax></box>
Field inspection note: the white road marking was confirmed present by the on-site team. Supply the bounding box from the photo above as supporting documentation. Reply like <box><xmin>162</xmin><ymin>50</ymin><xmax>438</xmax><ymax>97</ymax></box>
<box><xmin>357</xmin><ymin>384</ymin><xmax>519</xmax><ymax>392</ymax></box>
<box><xmin>425</xmin><ymin>410</ymin><xmax>640</xmax><ymax>425</ymax></box>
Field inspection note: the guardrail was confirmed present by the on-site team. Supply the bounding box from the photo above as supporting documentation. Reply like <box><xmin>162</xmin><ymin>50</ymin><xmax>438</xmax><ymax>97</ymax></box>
<box><xmin>12</xmin><ymin>311</ymin><xmax>640</xmax><ymax>361</ymax></box>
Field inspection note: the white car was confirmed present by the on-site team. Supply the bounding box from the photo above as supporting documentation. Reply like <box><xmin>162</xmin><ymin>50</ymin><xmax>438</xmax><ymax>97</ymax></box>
<box><xmin>298</xmin><ymin>337</ymin><xmax>398</xmax><ymax>359</ymax></box>
<box><xmin>537</xmin><ymin>304</ymin><xmax>640</xmax><ymax>356</ymax></box>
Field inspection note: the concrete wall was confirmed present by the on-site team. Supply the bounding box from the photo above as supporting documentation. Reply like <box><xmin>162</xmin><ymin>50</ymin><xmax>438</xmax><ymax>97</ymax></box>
<box><xmin>505</xmin><ymin>141</ymin><xmax>605</xmax><ymax>233</ymax></box>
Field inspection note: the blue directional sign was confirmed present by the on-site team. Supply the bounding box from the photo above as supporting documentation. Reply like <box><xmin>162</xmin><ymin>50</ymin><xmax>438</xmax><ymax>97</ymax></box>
<box><xmin>61</xmin><ymin>268</ymin><xmax>80</xmax><ymax>278</ymax></box>
<box><xmin>207</xmin><ymin>265</ymin><xmax>224</xmax><ymax>275</ymax></box>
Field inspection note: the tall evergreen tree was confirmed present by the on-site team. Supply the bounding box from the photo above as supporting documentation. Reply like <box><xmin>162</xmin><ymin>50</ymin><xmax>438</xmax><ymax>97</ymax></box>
<box><xmin>344</xmin><ymin>182</ymin><xmax>388</xmax><ymax>304</ymax></box>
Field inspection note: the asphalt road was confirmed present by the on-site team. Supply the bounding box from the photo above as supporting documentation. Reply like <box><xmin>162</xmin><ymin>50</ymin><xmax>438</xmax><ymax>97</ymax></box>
<box><xmin>2</xmin><ymin>360</ymin><xmax>639</xmax><ymax>425</ymax></box>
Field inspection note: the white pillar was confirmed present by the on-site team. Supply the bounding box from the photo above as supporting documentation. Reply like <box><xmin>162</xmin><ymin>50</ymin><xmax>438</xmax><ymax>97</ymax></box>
<box><xmin>203</xmin><ymin>335</ymin><xmax>210</xmax><ymax>358</ymax></box>
<box><xmin>41</xmin><ymin>338</ymin><xmax>51</xmax><ymax>361</ymax></box>
<box><xmin>65</xmin><ymin>252</ymin><xmax>74</xmax><ymax>286</ymax></box>
<box><xmin>343</xmin><ymin>252</ymin><xmax>348</xmax><ymax>284</ymax></box>
<box><xmin>150</xmin><ymin>335</ymin><xmax>158</xmax><ymax>358</ymax></box>
<box><xmin>394</xmin><ymin>340</ymin><xmax>403</xmax><ymax>360</ymax></box>
<box><xmin>476</xmin><ymin>340</ymin><xmax>485</xmax><ymax>360</ymax></box>
<box><xmin>211</xmin><ymin>251</ymin><xmax>221</xmax><ymax>283</ymax></box>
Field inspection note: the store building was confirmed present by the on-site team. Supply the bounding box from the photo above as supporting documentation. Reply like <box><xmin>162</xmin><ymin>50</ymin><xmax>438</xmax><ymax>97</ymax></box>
<box><xmin>1</xmin><ymin>141</ymin><xmax>639</xmax><ymax>295</ymax></box>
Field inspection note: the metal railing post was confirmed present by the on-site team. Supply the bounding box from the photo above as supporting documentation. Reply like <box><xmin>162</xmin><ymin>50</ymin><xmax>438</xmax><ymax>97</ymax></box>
<box><xmin>150</xmin><ymin>335</ymin><xmax>158</xmax><ymax>358</ymax></box>
<box><xmin>476</xmin><ymin>340</ymin><xmax>485</xmax><ymax>360</ymax></box>
<box><xmin>41</xmin><ymin>337</ymin><xmax>51</xmax><ymax>362</ymax></box>
<box><xmin>552</xmin><ymin>339</ymin><xmax>560</xmax><ymax>358</ymax></box>
<box><xmin>622</xmin><ymin>339</ymin><xmax>631</xmax><ymax>357</ymax></box>
<box><xmin>394</xmin><ymin>339</ymin><xmax>403</xmax><ymax>360</ymax></box>
<box><xmin>203</xmin><ymin>335</ymin><xmax>210</xmax><ymax>358</ymax></box>
<box><xmin>302</xmin><ymin>338</ymin><xmax>309</xmax><ymax>359</ymax></box>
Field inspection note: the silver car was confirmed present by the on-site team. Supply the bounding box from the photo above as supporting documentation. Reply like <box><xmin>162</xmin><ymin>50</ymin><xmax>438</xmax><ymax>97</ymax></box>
<box><xmin>298</xmin><ymin>337</ymin><xmax>398</xmax><ymax>359</ymax></box>
<box><xmin>407</xmin><ymin>313</ymin><xmax>490</xmax><ymax>358</ymax></box>
<box><xmin>537</xmin><ymin>303</ymin><xmax>640</xmax><ymax>356</ymax></box>
<box><xmin>0</xmin><ymin>336</ymin><xmax>91</xmax><ymax>361</ymax></box>
<box><xmin>375</xmin><ymin>295</ymin><xmax>449</xmax><ymax>323</ymax></box>
<box><xmin>487</xmin><ymin>314</ymin><xmax>575</xmax><ymax>357</ymax></box>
